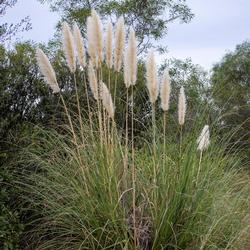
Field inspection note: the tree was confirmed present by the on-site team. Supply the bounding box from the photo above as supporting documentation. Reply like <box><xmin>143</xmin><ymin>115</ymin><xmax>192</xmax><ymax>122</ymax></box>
<box><xmin>0</xmin><ymin>0</ymin><xmax>31</xmax><ymax>43</ymax></box>
<box><xmin>39</xmin><ymin>0</ymin><xmax>194</xmax><ymax>53</ymax></box>
<box><xmin>211</xmin><ymin>41</ymin><xmax>250</xmax><ymax>159</ymax></box>
<box><xmin>0</xmin><ymin>42</ymin><xmax>68</xmax><ymax>146</ymax></box>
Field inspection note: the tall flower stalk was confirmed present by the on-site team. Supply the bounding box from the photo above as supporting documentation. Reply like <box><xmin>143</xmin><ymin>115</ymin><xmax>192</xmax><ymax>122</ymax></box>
<box><xmin>124</xmin><ymin>27</ymin><xmax>138</xmax><ymax>248</ymax></box>
<box><xmin>178</xmin><ymin>86</ymin><xmax>186</xmax><ymax>157</ymax></box>
<box><xmin>196</xmin><ymin>125</ymin><xmax>210</xmax><ymax>185</ymax></box>
<box><xmin>146</xmin><ymin>51</ymin><xmax>158</xmax><ymax>156</ymax></box>
<box><xmin>36</xmin><ymin>49</ymin><xmax>73</xmax><ymax>135</ymax></box>
<box><xmin>160</xmin><ymin>68</ymin><xmax>171</xmax><ymax>160</ymax></box>
<box><xmin>146</xmin><ymin>50</ymin><xmax>158</xmax><ymax>204</ymax></box>
<box><xmin>88</xmin><ymin>61</ymin><xmax>104</xmax><ymax>145</ymax></box>
<box><xmin>113</xmin><ymin>16</ymin><xmax>125</xmax><ymax>106</ymax></box>
<box><xmin>62</xmin><ymin>22</ymin><xmax>84</xmax><ymax>144</ymax></box>
<box><xmin>73</xmin><ymin>23</ymin><xmax>93</xmax><ymax>135</ymax></box>
<box><xmin>36</xmin><ymin>48</ymin><xmax>83</xmax><ymax>166</ymax></box>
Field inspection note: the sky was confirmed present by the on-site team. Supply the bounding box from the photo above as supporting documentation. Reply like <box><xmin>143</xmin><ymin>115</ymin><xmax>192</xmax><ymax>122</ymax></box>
<box><xmin>3</xmin><ymin>0</ymin><xmax>250</xmax><ymax>70</ymax></box>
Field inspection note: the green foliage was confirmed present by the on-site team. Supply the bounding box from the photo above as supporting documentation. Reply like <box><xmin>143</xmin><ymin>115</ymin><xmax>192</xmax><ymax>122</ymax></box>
<box><xmin>0</xmin><ymin>167</ymin><xmax>24</xmax><ymax>250</ymax></box>
<box><xmin>15</xmin><ymin>120</ymin><xmax>250</xmax><ymax>249</ymax></box>
<box><xmin>0</xmin><ymin>43</ymin><xmax>53</xmax><ymax>139</ymax></box>
<box><xmin>211</xmin><ymin>41</ymin><xmax>250</xmax><ymax>160</ymax></box>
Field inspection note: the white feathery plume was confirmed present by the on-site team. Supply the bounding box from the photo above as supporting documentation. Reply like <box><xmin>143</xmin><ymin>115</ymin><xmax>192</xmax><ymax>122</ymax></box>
<box><xmin>105</xmin><ymin>20</ymin><xmax>113</xmax><ymax>69</ymax></box>
<box><xmin>100</xmin><ymin>81</ymin><xmax>115</xmax><ymax>119</ymax></box>
<box><xmin>146</xmin><ymin>50</ymin><xmax>158</xmax><ymax>103</ymax></box>
<box><xmin>125</xmin><ymin>27</ymin><xmax>137</xmax><ymax>86</ymax></box>
<box><xmin>87</xmin><ymin>16</ymin><xmax>98</xmax><ymax>67</ymax></box>
<box><xmin>114</xmin><ymin>16</ymin><xmax>125</xmax><ymax>72</ymax></box>
<box><xmin>88</xmin><ymin>61</ymin><xmax>98</xmax><ymax>100</ymax></box>
<box><xmin>36</xmin><ymin>48</ymin><xmax>60</xmax><ymax>93</ymax></box>
<box><xmin>91</xmin><ymin>9</ymin><xmax>103</xmax><ymax>62</ymax></box>
<box><xmin>160</xmin><ymin>68</ymin><xmax>171</xmax><ymax>111</ymax></box>
<box><xmin>62</xmin><ymin>22</ymin><xmax>76</xmax><ymax>73</ymax></box>
<box><xmin>178</xmin><ymin>86</ymin><xmax>186</xmax><ymax>126</ymax></box>
<box><xmin>197</xmin><ymin>125</ymin><xmax>210</xmax><ymax>151</ymax></box>
<box><xmin>73</xmin><ymin>23</ymin><xmax>86</xmax><ymax>68</ymax></box>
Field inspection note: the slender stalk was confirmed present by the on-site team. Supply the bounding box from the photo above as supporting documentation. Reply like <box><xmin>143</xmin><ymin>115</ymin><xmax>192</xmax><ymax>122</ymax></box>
<box><xmin>179</xmin><ymin>125</ymin><xmax>183</xmax><ymax>157</ymax></box>
<box><xmin>151</xmin><ymin>103</ymin><xmax>158</xmax><ymax>213</ymax></box>
<box><xmin>96</xmin><ymin>67</ymin><xmax>103</xmax><ymax>147</ymax></box>
<box><xmin>108</xmin><ymin>68</ymin><xmax>111</xmax><ymax>90</ymax></box>
<box><xmin>103</xmin><ymin>105</ymin><xmax>108</xmax><ymax>147</ymax></box>
<box><xmin>163</xmin><ymin>111</ymin><xmax>167</xmax><ymax>163</ymax></box>
<box><xmin>73</xmin><ymin>73</ymin><xmax>84</xmax><ymax>144</ymax></box>
<box><xmin>99</xmin><ymin>61</ymin><xmax>107</xmax><ymax>147</ymax></box>
<box><xmin>124</xmin><ymin>87</ymin><xmax>129</xmax><ymax>190</ymax></box>
<box><xmin>59</xmin><ymin>94</ymin><xmax>77</xmax><ymax>147</ymax></box>
<box><xmin>131</xmin><ymin>85</ymin><xmax>137</xmax><ymax>249</ymax></box>
<box><xmin>196</xmin><ymin>150</ymin><xmax>203</xmax><ymax>186</ymax></box>
<box><xmin>82</xmin><ymin>70</ymin><xmax>93</xmax><ymax>137</ymax></box>
<box><xmin>178</xmin><ymin>125</ymin><xmax>183</xmax><ymax>179</ymax></box>
<box><xmin>107</xmin><ymin>68</ymin><xmax>111</xmax><ymax>149</ymax></box>
<box><xmin>152</xmin><ymin>103</ymin><xmax>157</xmax><ymax>184</ymax></box>
<box><xmin>113</xmin><ymin>72</ymin><xmax>118</xmax><ymax>108</ymax></box>
<box><xmin>59</xmin><ymin>93</ymin><xmax>89</xmax><ymax>195</ymax></box>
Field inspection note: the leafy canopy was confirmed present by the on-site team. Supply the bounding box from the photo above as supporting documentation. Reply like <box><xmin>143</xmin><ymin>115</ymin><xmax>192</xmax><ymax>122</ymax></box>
<box><xmin>39</xmin><ymin>0</ymin><xmax>194</xmax><ymax>53</ymax></box>
<box><xmin>211</xmin><ymin>41</ymin><xmax>250</xmax><ymax>158</ymax></box>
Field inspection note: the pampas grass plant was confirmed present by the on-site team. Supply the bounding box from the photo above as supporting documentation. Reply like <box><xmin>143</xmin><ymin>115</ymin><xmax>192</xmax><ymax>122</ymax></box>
<box><xmin>16</xmin><ymin>9</ymin><xmax>250</xmax><ymax>250</ymax></box>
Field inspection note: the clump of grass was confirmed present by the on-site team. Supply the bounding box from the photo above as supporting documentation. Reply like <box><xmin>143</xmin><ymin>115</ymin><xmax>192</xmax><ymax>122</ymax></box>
<box><xmin>16</xmin><ymin>9</ymin><xmax>250</xmax><ymax>250</ymax></box>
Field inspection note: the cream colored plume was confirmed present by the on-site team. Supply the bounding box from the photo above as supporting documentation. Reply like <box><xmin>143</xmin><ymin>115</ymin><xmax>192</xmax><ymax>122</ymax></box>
<box><xmin>160</xmin><ymin>69</ymin><xmax>171</xmax><ymax>111</ymax></box>
<box><xmin>124</xmin><ymin>27</ymin><xmax>137</xmax><ymax>88</ymax></box>
<box><xmin>73</xmin><ymin>23</ymin><xmax>86</xmax><ymax>68</ymax></box>
<box><xmin>87</xmin><ymin>16</ymin><xmax>98</xmax><ymax>67</ymax></box>
<box><xmin>178</xmin><ymin>86</ymin><xmax>186</xmax><ymax>126</ymax></box>
<box><xmin>91</xmin><ymin>9</ymin><xmax>103</xmax><ymax>62</ymax></box>
<box><xmin>146</xmin><ymin>51</ymin><xmax>158</xmax><ymax>103</ymax></box>
<box><xmin>197</xmin><ymin>125</ymin><xmax>210</xmax><ymax>151</ymax></box>
<box><xmin>36</xmin><ymin>48</ymin><xmax>60</xmax><ymax>93</ymax></box>
<box><xmin>114</xmin><ymin>16</ymin><xmax>125</xmax><ymax>72</ymax></box>
<box><xmin>100</xmin><ymin>81</ymin><xmax>115</xmax><ymax>119</ymax></box>
<box><xmin>62</xmin><ymin>22</ymin><xmax>76</xmax><ymax>73</ymax></box>
<box><xmin>88</xmin><ymin>61</ymin><xmax>98</xmax><ymax>100</ymax></box>
<box><xmin>105</xmin><ymin>20</ymin><xmax>113</xmax><ymax>69</ymax></box>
